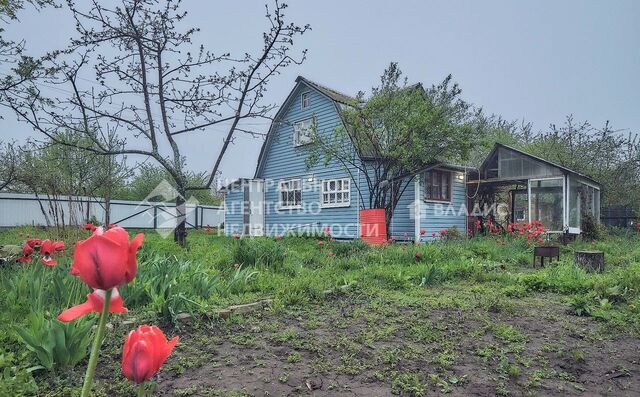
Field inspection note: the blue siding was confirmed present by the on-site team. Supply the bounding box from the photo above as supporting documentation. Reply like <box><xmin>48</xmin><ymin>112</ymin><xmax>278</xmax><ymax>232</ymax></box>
<box><xmin>389</xmin><ymin>176</ymin><xmax>417</xmax><ymax>241</ymax></box>
<box><xmin>225</xmin><ymin>79</ymin><xmax>469</xmax><ymax>244</ymax></box>
<box><xmin>419</xmin><ymin>170</ymin><xmax>467</xmax><ymax>242</ymax></box>
<box><xmin>224</xmin><ymin>186</ymin><xmax>244</xmax><ymax>236</ymax></box>
<box><xmin>256</xmin><ymin>82</ymin><xmax>360</xmax><ymax>238</ymax></box>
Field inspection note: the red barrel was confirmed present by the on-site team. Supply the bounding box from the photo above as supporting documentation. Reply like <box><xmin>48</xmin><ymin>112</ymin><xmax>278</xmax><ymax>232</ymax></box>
<box><xmin>360</xmin><ymin>208</ymin><xmax>387</xmax><ymax>245</ymax></box>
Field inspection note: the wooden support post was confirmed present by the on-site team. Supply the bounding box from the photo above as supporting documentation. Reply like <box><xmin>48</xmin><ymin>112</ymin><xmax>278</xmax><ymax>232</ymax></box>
<box><xmin>575</xmin><ymin>251</ymin><xmax>605</xmax><ymax>272</ymax></box>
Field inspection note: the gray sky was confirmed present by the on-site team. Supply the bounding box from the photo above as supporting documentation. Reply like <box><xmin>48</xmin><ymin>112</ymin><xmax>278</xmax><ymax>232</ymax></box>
<box><xmin>1</xmin><ymin>0</ymin><xmax>639</xmax><ymax>182</ymax></box>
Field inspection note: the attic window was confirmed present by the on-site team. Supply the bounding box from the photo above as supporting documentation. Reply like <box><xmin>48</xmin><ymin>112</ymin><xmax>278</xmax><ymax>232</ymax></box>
<box><xmin>293</xmin><ymin>118</ymin><xmax>314</xmax><ymax>146</ymax></box>
<box><xmin>301</xmin><ymin>92</ymin><xmax>310</xmax><ymax>109</ymax></box>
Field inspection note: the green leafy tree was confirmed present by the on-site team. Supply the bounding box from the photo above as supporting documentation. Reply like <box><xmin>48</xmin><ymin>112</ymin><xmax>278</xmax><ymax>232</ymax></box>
<box><xmin>124</xmin><ymin>164</ymin><xmax>220</xmax><ymax>205</ymax></box>
<box><xmin>308</xmin><ymin>63</ymin><xmax>483</xmax><ymax>232</ymax></box>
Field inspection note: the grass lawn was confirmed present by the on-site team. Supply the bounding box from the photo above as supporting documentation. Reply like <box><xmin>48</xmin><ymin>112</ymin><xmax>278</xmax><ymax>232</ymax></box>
<box><xmin>1</xmin><ymin>227</ymin><xmax>640</xmax><ymax>396</ymax></box>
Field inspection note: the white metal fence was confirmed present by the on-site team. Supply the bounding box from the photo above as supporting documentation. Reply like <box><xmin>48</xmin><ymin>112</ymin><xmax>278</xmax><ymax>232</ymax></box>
<box><xmin>0</xmin><ymin>193</ymin><xmax>223</xmax><ymax>229</ymax></box>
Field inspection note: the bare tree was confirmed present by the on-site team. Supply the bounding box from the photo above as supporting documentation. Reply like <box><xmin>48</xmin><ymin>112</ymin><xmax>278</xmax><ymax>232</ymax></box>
<box><xmin>0</xmin><ymin>0</ymin><xmax>54</xmax><ymax>107</ymax></box>
<box><xmin>0</xmin><ymin>142</ymin><xmax>19</xmax><ymax>190</ymax></box>
<box><xmin>6</xmin><ymin>0</ymin><xmax>309</xmax><ymax>245</ymax></box>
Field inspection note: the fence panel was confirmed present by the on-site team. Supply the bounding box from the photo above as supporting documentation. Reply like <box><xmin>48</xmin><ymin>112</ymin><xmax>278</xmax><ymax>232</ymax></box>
<box><xmin>0</xmin><ymin>193</ymin><xmax>223</xmax><ymax>229</ymax></box>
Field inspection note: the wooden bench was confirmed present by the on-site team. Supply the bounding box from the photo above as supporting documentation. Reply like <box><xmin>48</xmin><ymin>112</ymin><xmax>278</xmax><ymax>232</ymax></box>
<box><xmin>533</xmin><ymin>245</ymin><xmax>560</xmax><ymax>267</ymax></box>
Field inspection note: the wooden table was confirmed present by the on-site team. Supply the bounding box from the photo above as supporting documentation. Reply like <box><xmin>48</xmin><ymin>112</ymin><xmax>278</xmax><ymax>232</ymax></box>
<box><xmin>533</xmin><ymin>245</ymin><xmax>560</xmax><ymax>267</ymax></box>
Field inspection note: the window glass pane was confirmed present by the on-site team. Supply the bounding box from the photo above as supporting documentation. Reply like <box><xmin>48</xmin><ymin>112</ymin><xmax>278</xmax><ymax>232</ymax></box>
<box><xmin>530</xmin><ymin>179</ymin><xmax>563</xmax><ymax>231</ymax></box>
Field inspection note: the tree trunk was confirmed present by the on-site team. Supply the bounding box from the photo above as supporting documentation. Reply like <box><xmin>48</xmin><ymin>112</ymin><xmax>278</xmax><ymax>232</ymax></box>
<box><xmin>174</xmin><ymin>187</ymin><xmax>187</xmax><ymax>247</ymax></box>
<box><xmin>104</xmin><ymin>195</ymin><xmax>111</xmax><ymax>226</ymax></box>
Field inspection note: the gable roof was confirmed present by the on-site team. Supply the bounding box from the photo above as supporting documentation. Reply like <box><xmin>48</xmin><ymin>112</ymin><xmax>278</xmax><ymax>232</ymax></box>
<box><xmin>480</xmin><ymin>143</ymin><xmax>600</xmax><ymax>186</ymax></box>
<box><xmin>295</xmin><ymin>76</ymin><xmax>358</xmax><ymax>105</ymax></box>
<box><xmin>254</xmin><ymin>77</ymin><xmax>356</xmax><ymax>178</ymax></box>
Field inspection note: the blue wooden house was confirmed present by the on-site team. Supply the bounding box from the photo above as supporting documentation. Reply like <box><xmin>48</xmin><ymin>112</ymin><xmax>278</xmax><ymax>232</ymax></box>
<box><xmin>221</xmin><ymin>76</ymin><xmax>470</xmax><ymax>242</ymax></box>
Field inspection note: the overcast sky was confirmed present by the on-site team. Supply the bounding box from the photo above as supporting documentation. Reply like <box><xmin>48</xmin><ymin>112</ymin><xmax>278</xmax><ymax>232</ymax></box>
<box><xmin>1</xmin><ymin>0</ymin><xmax>638</xmax><ymax>182</ymax></box>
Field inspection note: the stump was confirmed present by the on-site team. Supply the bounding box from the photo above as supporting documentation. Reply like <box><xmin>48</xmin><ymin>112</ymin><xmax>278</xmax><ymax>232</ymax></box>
<box><xmin>575</xmin><ymin>251</ymin><xmax>605</xmax><ymax>272</ymax></box>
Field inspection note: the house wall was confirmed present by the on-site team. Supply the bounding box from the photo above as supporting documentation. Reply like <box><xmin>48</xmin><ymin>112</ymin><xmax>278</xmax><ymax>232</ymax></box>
<box><xmin>224</xmin><ymin>185</ymin><xmax>244</xmax><ymax>236</ymax></box>
<box><xmin>388</xmin><ymin>176</ymin><xmax>417</xmax><ymax>241</ymax></box>
<box><xmin>418</xmin><ymin>170</ymin><xmax>467</xmax><ymax>241</ymax></box>
<box><xmin>256</xmin><ymin>82</ymin><xmax>360</xmax><ymax>238</ymax></box>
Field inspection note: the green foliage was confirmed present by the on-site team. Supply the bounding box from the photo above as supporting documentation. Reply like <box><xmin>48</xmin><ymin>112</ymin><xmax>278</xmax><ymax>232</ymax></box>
<box><xmin>231</xmin><ymin>237</ymin><xmax>286</xmax><ymax>270</ymax></box>
<box><xmin>307</xmin><ymin>62</ymin><xmax>483</xmax><ymax>226</ymax></box>
<box><xmin>123</xmin><ymin>255</ymin><xmax>221</xmax><ymax>323</ymax></box>
<box><xmin>581</xmin><ymin>214</ymin><xmax>606</xmax><ymax>241</ymax></box>
<box><xmin>14</xmin><ymin>313</ymin><xmax>94</xmax><ymax>371</ymax></box>
<box><xmin>442</xmin><ymin>226</ymin><xmax>463</xmax><ymax>241</ymax></box>
<box><xmin>1</xmin><ymin>229</ymin><xmax>640</xmax><ymax>394</ymax></box>
<box><xmin>0</xmin><ymin>353</ymin><xmax>37</xmax><ymax>397</ymax></box>
<box><xmin>122</xmin><ymin>164</ymin><xmax>221</xmax><ymax>205</ymax></box>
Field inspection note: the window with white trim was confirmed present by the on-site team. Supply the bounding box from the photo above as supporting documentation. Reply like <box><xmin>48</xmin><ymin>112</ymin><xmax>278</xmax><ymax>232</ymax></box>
<box><xmin>321</xmin><ymin>178</ymin><xmax>351</xmax><ymax>207</ymax></box>
<box><xmin>424</xmin><ymin>170</ymin><xmax>451</xmax><ymax>202</ymax></box>
<box><xmin>293</xmin><ymin>118</ymin><xmax>314</xmax><ymax>146</ymax></box>
<box><xmin>301</xmin><ymin>92</ymin><xmax>310</xmax><ymax>109</ymax></box>
<box><xmin>279</xmin><ymin>179</ymin><xmax>302</xmax><ymax>208</ymax></box>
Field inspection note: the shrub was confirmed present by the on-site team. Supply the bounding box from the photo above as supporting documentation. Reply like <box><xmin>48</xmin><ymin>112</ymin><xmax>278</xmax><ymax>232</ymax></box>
<box><xmin>0</xmin><ymin>353</ymin><xmax>37</xmax><ymax>397</ymax></box>
<box><xmin>327</xmin><ymin>240</ymin><xmax>370</xmax><ymax>257</ymax></box>
<box><xmin>581</xmin><ymin>214</ymin><xmax>606</xmax><ymax>241</ymax></box>
<box><xmin>442</xmin><ymin>226</ymin><xmax>463</xmax><ymax>241</ymax></box>
<box><xmin>14</xmin><ymin>313</ymin><xmax>94</xmax><ymax>371</ymax></box>
<box><xmin>231</xmin><ymin>238</ymin><xmax>286</xmax><ymax>270</ymax></box>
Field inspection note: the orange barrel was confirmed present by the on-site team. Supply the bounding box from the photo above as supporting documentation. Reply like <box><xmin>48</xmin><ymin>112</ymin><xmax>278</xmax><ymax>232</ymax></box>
<box><xmin>360</xmin><ymin>208</ymin><xmax>387</xmax><ymax>245</ymax></box>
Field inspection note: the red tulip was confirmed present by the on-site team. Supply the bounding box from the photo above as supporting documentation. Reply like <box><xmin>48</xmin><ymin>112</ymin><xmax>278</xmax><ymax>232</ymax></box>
<box><xmin>16</xmin><ymin>242</ymin><xmax>34</xmax><ymax>263</ymax></box>
<box><xmin>431</xmin><ymin>232</ymin><xmax>437</xmax><ymax>238</ymax></box>
<box><xmin>82</xmin><ymin>223</ymin><xmax>97</xmax><ymax>232</ymax></box>
<box><xmin>403</xmin><ymin>232</ymin><xmax>408</xmax><ymax>238</ymax></box>
<box><xmin>420</xmin><ymin>229</ymin><xmax>426</xmax><ymax>235</ymax></box>
<box><xmin>274</xmin><ymin>235</ymin><xmax>282</xmax><ymax>241</ymax></box>
<box><xmin>40</xmin><ymin>240</ymin><xmax>65</xmax><ymax>266</ymax></box>
<box><xmin>26</xmin><ymin>239</ymin><xmax>42</xmax><ymax>249</ymax></box>
<box><xmin>317</xmin><ymin>240</ymin><xmax>325</xmax><ymax>246</ymax></box>
<box><xmin>122</xmin><ymin>325</ymin><xmax>179</xmax><ymax>384</ymax></box>
<box><xmin>440</xmin><ymin>229</ymin><xmax>447</xmax><ymax>236</ymax></box>
<box><xmin>71</xmin><ymin>227</ymin><xmax>144</xmax><ymax>290</ymax></box>
<box><xmin>415</xmin><ymin>252</ymin><xmax>422</xmax><ymax>259</ymax></box>
<box><xmin>58</xmin><ymin>288</ymin><xmax>128</xmax><ymax>322</ymax></box>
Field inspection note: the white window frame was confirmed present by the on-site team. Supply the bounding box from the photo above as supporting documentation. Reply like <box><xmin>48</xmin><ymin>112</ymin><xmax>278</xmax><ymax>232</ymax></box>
<box><xmin>301</xmin><ymin>91</ymin><xmax>310</xmax><ymax>109</ymax></box>
<box><xmin>293</xmin><ymin>118</ymin><xmax>314</xmax><ymax>147</ymax></box>
<box><xmin>279</xmin><ymin>178</ymin><xmax>302</xmax><ymax>209</ymax></box>
<box><xmin>320</xmin><ymin>178</ymin><xmax>351</xmax><ymax>208</ymax></box>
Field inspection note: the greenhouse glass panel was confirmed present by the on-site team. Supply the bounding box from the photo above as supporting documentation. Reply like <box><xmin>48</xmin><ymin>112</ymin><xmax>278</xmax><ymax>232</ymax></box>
<box><xmin>498</xmin><ymin>148</ymin><xmax>563</xmax><ymax>179</ymax></box>
<box><xmin>568</xmin><ymin>176</ymin><xmax>581</xmax><ymax>229</ymax></box>
<box><xmin>530</xmin><ymin>178</ymin><xmax>564</xmax><ymax>231</ymax></box>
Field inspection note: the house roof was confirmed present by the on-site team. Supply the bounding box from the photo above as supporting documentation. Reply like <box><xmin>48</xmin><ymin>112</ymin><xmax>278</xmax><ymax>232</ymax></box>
<box><xmin>295</xmin><ymin>76</ymin><xmax>358</xmax><ymax>105</ymax></box>
<box><xmin>219</xmin><ymin>178</ymin><xmax>251</xmax><ymax>193</ymax></box>
<box><xmin>254</xmin><ymin>77</ymin><xmax>358</xmax><ymax>178</ymax></box>
<box><xmin>479</xmin><ymin>143</ymin><xmax>600</xmax><ymax>186</ymax></box>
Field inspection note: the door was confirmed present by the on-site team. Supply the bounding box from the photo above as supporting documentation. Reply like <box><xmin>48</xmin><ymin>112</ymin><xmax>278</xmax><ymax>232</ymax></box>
<box><xmin>243</xmin><ymin>179</ymin><xmax>264</xmax><ymax>236</ymax></box>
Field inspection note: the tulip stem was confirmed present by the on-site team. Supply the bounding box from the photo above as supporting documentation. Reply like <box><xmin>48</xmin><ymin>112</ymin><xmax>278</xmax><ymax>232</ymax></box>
<box><xmin>80</xmin><ymin>288</ymin><xmax>112</xmax><ymax>397</ymax></box>
<box><xmin>137</xmin><ymin>383</ymin><xmax>145</xmax><ymax>397</ymax></box>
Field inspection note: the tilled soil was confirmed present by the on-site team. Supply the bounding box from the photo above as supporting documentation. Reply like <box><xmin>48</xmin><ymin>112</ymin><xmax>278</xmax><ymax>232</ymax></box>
<box><xmin>127</xmin><ymin>289</ymin><xmax>640</xmax><ymax>397</ymax></box>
